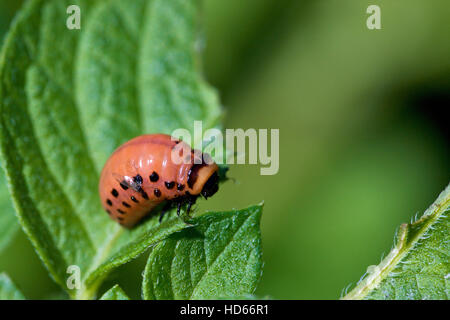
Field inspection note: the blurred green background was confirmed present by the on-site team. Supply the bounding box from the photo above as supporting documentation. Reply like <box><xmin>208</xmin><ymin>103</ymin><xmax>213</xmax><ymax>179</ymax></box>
<box><xmin>0</xmin><ymin>0</ymin><xmax>449</xmax><ymax>299</ymax></box>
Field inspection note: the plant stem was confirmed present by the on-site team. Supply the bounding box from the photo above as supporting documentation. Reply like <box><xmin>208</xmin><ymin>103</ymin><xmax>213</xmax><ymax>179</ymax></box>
<box><xmin>342</xmin><ymin>183</ymin><xmax>450</xmax><ymax>300</ymax></box>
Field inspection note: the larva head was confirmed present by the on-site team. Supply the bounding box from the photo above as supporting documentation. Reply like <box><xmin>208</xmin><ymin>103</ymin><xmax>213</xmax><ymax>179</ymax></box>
<box><xmin>187</xmin><ymin>162</ymin><xmax>219</xmax><ymax>199</ymax></box>
<box><xmin>201</xmin><ymin>171</ymin><xmax>219</xmax><ymax>199</ymax></box>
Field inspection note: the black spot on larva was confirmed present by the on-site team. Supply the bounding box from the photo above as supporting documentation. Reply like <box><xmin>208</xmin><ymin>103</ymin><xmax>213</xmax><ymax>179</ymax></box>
<box><xmin>177</xmin><ymin>183</ymin><xmax>185</xmax><ymax>191</ymax></box>
<box><xmin>117</xmin><ymin>217</ymin><xmax>124</xmax><ymax>221</ymax></box>
<box><xmin>122</xmin><ymin>201</ymin><xmax>131</xmax><ymax>208</ymax></box>
<box><xmin>117</xmin><ymin>209</ymin><xmax>125</xmax><ymax>214</ymax></box>
<box><xmin>106</xmin><ymin>199</ymin><xmax>113</xmax><ymax>206</ymax></box>
<box><xmin>106</xmin><ymin>209</ymin><xmax>111</xmax><ymax>215</ymax></box>
<box><xmin>149</xmin><ymin>171</ymin><xmax>159</xmax><ymax>182</ymax></box>
<box><xmin>154</xmin><ymin>188</ymin><xmax>161</xmax><ymax>197</ymax></box>
<box><xmin>141</xmin><ymin>191</ymin><xmax>149</xmax><ymax>200</ymax></box>
<box><xmin>133</xmin><ymin>174</ymin><xmax>143</xmax><ymax>184</ymax></box>
<box><xmin>120</xmin><ymin>181</ymin><xmax>129</xmax><ymax>190</ymax></box>
<box><xmin>131</xmin><ymin>196</ymin><xmax>139</xmax><ymax>203</ymax></box>
<box><xmin>111</xmin><ymin>189</ymin><xmax>119</xmax><ymax>197</ymax></box>
<box><xmin>165</xmin><ymin>181</ymin><xmax>175</xmax><ymax>189</ymax></box>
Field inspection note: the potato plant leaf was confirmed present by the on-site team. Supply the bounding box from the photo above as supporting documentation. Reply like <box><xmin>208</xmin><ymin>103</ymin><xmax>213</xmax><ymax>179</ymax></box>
<box><xmin>0</xmin><ymin>167</ymin><xmax>18</xmax><ymax>253</ymax></box>
<box><xmin>0</xmin><ymin>273</ymin><xmax>25</xmax><ymax>300</ymax></box>
<box><xmin>100</xmin><ymin>284</ymin><xmax>130</xmax><ymax>300</ymax></box>
<box><xmin>142</xmin><ymin>204</ymin><xmax>263</xmax><ymax>300</ymax></box>
<box><xmin>343</xmin><ymin>183</ymin><xmax>450</xmax><ymax>300</ymax></box>
<box><xmin>0</xmin><ymin>0</ymin><xmax>221</xmax><ymax>299</ymax></box>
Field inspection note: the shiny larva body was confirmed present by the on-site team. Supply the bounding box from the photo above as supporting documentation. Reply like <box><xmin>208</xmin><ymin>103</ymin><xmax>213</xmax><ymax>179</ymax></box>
<box><xmin>99</xmin><ymin>134</ymin><xmax>219</xmax><ymax>228</ymax></box>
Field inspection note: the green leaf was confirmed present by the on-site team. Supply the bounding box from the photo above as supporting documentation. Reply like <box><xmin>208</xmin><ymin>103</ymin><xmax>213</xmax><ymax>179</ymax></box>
<box><xmin>0</xmin><ymin>166</ymin><xmax>18</xmax><ymax>253</ymax></box>
<box><xmin>100</xmin><ymin>284</ymin><xmax>130</xmax><ymax>300</ymax></box>
<box><xmin>343</xmin><ymin>183</ymin><xmax>450</xmax><ymax>300</ymax></box>
<box><xmin>0</xmin><ymin>0</ymin><xmax>221</xmax><ymax>299</ymax></box>
<box><xmin>142</xmin><ymin>204</ymin><xmax>263</xmax><ymax>300</ymax></box>
<box><xmin>0</xmin><ymin>273</ymin><xmax>25</xmax><ymax>300</ymax></box>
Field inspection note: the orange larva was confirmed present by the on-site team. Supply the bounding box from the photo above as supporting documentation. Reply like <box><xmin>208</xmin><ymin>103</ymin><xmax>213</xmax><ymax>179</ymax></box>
<box><xmin>99</xmin><ymin>134</ymin><xmax>219</xmax><ymax>228</ymax></box>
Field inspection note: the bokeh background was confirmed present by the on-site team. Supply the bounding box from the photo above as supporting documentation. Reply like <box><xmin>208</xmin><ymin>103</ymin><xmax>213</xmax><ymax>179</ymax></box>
<box><xmin>0</xmin><ymin>0</ymin><xmax>449</xmax><ymax>299</ymax></box>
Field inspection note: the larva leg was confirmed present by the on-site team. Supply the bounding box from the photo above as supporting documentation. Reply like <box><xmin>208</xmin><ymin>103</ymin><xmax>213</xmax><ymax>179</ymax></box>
<box><xmin>186</xmin><ymin>195</ymin><xmax>197</xmax><ymax>217</ymax></box>
<box><xmin>159</xmin><ymin>202</ymin><xmax>172</xmax><ymax>223</ymax></box>
<box><xmin>177</xmin><ymin>202</ymin><xmax>182</xmax><ymax>217</ymax></box>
